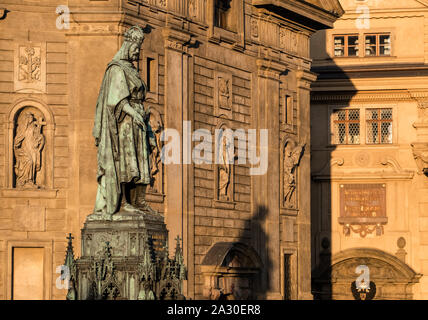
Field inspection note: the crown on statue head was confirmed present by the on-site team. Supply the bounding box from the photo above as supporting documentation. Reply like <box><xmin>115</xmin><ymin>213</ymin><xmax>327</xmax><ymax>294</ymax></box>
<box><xmin>124</xmin><ymin>25</ymin><xmax>144</xmax><ymax>45</ymax></box>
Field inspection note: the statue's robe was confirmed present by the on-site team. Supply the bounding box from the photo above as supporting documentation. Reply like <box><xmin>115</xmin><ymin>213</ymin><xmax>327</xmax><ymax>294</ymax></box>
<box><xmin>93</xmin><ymin>58</ymin><xmax>154</xmax><ymax>215</ymax></box>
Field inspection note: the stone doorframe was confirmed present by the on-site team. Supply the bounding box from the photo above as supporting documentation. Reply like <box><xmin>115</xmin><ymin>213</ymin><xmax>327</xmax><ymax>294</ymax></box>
<box><xmin>200</xmin><ymin>242</ymin><xmax>262</xmax><ymax>300</ymax></box>
<box><xmin>313</xmin><ymin>248</ymin><xmax>422</xmax><ymax>300</ymax></box>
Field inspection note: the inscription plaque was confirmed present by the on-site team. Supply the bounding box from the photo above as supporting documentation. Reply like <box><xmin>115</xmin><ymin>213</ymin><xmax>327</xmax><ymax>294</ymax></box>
<box><xmin>338</xmin><ymin>184</ymin><xmax>387</xmax><ymax>237</ymax></box>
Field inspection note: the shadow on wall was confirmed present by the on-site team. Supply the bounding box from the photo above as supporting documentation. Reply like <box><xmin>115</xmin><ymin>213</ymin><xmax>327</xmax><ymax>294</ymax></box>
<box><xmin>200</xmin><ymin>205</ymin><xmax>270</xmax><ymax>300</ymax></box>
<box><xmin>309</xmin><ymin>28</ymin><xmax>357</xmax><ymax>300</ymax></box>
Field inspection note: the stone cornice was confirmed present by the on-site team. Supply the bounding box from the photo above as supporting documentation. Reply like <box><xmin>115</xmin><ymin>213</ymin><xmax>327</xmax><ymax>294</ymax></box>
<box><xmin>311</xmin><ymin>90</ymin><xmax>428</xmax><ymax>103</ymax></box>
<box><xmin>253</xmin><ymin>0</ymin><xmax>343</xmax><ymax>30</ymax></box>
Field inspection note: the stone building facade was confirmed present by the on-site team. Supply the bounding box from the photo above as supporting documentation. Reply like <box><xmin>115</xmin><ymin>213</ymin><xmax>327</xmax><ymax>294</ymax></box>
<box><xmin>0</xmin><ymin>0</ymin><xmax>341</xmax><ymax>299</ymax></box>
<box><xmin>311</xmin><ymin>0</ymin><xmax>428</xmax><ymax>299</ymax></box>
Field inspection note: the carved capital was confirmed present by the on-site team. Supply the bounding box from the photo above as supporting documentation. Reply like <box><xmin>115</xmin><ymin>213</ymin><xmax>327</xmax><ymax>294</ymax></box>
<box><xmin>162</xmin><ymin>27</ymin><xmax>194</xmax><ymax>53</ymax></box>
<box><xmin>296</xmin><ymin>69</ymin><xmax>318</xmax><ymax>89</ymax></box>
<box><xmin>256</xmin><ymin>58</ymin><xmax>287</xmax><ymax>81</ymax></box>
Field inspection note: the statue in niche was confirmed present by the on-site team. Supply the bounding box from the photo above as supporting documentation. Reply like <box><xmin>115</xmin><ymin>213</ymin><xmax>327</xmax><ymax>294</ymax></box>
<box><xmin>283</xmin><ymin>140</ymin><xmax>305</xmax><ymax>208</ymax></box>
<box><xmin>218</xmin><ymin>133</ymin><xmax>233</xmax><ymax>201</ymax></box>
<box><xmin>13</xmin><ymin>111</ymin><xmax>45</xmax><ymax>188</ymax></box>
<box><xmin>92</xmin><ymin>25</ymin><xmax>158</xmax><ymax>219</ymax></box>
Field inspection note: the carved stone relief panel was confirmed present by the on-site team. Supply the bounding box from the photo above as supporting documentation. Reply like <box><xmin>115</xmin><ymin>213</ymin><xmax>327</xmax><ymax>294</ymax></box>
<box><xmin>14</xmin><ymin>42</ymin><xmax>46</xmax><ymax>93</ymax></box>
<box><xmin>13</xmin><ymin>106</ymin><xmax>46</xmax><ymax>188</ymax></box>
<box><xmin>147</xmin><ymin>107</ymin><xmax>164</xmax><ymax>196</ymax></box>
<box><xmin>250</xmin><ymin>17</ymin><xmax>259</xmax><ymax>40</ymax></box>
<box><xmin>214</xmin><ymin>124</ymin><xmax>235</xmax><ymax>203</ymax></box>
<box><xmin>188</xmin><ymin>0</ymin><xmax>203</xmax><ymax>21</ymax></box>
<box><xmin>278</xmin><ymin>28</ymin><xmax>309</xmax><ymax>57</ymax></box>
<box><xmin>281</xmin><ymin>138</ymin><xmax>305</xmax><ymax>209</ymax></box>
<box><xmin>214</xmin><ymin>71</ymin><xmax>233</xmax><ymax>119</ymax></box>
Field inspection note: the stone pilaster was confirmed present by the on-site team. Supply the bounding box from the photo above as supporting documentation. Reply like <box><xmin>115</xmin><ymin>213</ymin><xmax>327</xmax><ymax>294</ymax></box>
<box><xmin>296</xmin><ymin>69</ymin><xmax>317</xmax><ymax>300</ymax></box>
<box><xmin>255</xmin><ymin>58</ymin><xmax>287</xmax><ymax>299</ymax></box>
<box><xmin>161</xmin><ymin>26</ymin><xmax>195</xmax><ymax>298</ymax></box>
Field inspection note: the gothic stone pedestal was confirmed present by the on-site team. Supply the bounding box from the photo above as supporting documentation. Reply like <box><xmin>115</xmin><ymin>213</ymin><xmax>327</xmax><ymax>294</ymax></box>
<box><xmin>67</xmin><ymin>211</ymin><xmax>186</xmax><ymax>300</ymax></box>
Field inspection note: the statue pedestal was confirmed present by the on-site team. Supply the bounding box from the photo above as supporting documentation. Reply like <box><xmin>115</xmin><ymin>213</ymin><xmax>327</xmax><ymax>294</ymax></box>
<box><xmin>66</xmin><ymin>210</ymin><xmax>186</xmax><ymax>300</ymax></box>
<box><xmin>82</xmin><ymin>211</ymin><xmax>168</xmax><ymax>258</ymax></box>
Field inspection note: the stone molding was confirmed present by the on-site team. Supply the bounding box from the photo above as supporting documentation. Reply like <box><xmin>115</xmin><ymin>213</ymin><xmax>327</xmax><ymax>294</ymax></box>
<box><xmin>161</xmin><ymin>27</ymin><xmax>195</xmax><ymax>53</ymax></box>
<box><xmin>256</xmin><ymin>58</ymin><xmax>287</xmax><ymax>81</ymax></box>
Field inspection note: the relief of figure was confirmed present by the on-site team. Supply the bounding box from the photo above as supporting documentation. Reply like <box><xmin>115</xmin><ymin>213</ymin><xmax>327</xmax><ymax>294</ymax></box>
<box><xmin>13</xmin><ymin>112</ymin><xmax>45</xmax><ymax>188</ymax></box>
<box><xmin>147</xmin><ymin>109</ymin><xmax>163</xmax><ymax>191</ymax></box>
<box><xmin>92</xmin><ymin>25</ymin><xmax>158</xmax><ymax>219</ymax></box>
<box><xmin>218</xmin><ymin>134</ymin><xmax>232</xmax><ymax>200</ymax></box>
<box><xmin>218</xmin><ymin>77</ymin><xmax>230</xmax><ymax>110</ymax></box>
<box><xmin>283</xmin><ymin>140</ymin><xmax>305</xmax><ymax>208</ymax></box>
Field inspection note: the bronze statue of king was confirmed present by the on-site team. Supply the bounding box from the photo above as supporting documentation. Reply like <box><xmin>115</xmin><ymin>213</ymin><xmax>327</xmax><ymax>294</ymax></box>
<box><xmin>91</xmin><ymin>25</ymin><xmax>158</xmax><ymax>219</ymax></box>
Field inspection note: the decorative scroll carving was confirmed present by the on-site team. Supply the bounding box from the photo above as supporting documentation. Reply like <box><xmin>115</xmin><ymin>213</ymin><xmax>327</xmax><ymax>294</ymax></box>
<box><xmin>282</xmin><ymin>139</ymin><xmax>305</xmax><ymax>209</ymax></box>
<box><xmin>411</xmin><ymin>143</ymin><xmax>428</xmax><ymax>175</ymax></box>
<box><xmin>14</xmin><ymin>43</ymin><xmax>46</xmax><ymax>93</ymax></box>
<box><xmin>13</xmin><ymin>109</ymin><xmax>46</xmax><ymax>188</ymax></box>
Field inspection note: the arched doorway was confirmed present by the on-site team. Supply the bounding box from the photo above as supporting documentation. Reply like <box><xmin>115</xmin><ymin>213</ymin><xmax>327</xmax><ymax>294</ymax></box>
<box><xmin>313</xmin><ymin>248</ymin><xmax>422</xmax><ymax>300</ymax></box>
<box><xmin>201</xmin><ymin>242</ymin><xmax>262</xmax><ymax>300</ymax></box>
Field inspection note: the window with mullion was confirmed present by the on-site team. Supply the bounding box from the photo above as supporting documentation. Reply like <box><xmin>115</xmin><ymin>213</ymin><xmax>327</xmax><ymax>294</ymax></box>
<box><xmin>334</xmin><ymin>35</ymin><xmax>359</xmax><ymax>57</ymax></box>
<box><xmin>365</xmin><ymin>34</ymin><xmax>391</xmax><ymax>56</ymax></box>
<box><xmin>366</xmin><ymin>108</ymin><xmax>393</xmax><ymax>144</ymax></box>
<box><xmin>332</xmin><ymin>109</ymin><xmax>360</xmax><ymax>145</ymax></box>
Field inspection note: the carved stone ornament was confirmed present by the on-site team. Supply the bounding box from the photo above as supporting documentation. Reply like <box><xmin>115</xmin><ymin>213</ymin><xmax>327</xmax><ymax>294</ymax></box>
<box><xmin>13</xmin><ymin>108</ymin><xmax>46</xmax><ymax>188</ymax></box>
<box><xmin>14</xmin><ymin>42</ymin><xmax>46</xmax><ymax>93</ymax></box>
<box><xmin>282</xmin><ymin>138</ymin><xmax>305</xmax><ymax>209</ymax></box>
<box><xmin>215</xmin><ymin>126</ymin><xmax>235</xmax><ymax>203</ymax></box>
<box><xmin>250</xmin><ymin>18</ymin><xmax>259</xmax><ymax>38</ymax></box>
<box><xmin>279</xmin><ymin>28</ymin><xmax>286</xmax><ymax>49</ymax></box>
<box><xmin>214</xmin><ymin>71</ymin><xmax>233</xmax><ymax>119</ymax></box>
<box><xmin>65</xmin><ymin>227</ymin><xmax>187</xmax><ymax>300</ymax></box>
<box><xmin>411</xmin><ymin>143</ymin><xmax>428</xmax><ymax>175</ymax></box>
<box><xmin>148</xmin><ymin>107</ymin><xmax>164</xmax><ymax>194</ymax></box>
<box><xmin>188</xmin><ymin>0</ymin><xmax>198</xmax><ymax>19</ymax></box>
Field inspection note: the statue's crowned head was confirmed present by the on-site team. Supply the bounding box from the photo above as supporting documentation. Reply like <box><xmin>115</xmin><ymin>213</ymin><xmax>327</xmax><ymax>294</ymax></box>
<box><xmin>124</xmin><ymin>25</ymin><xmax>145</xmax><ymax>46</ymax></box>
<box><xmin>113</xmin><ymin>25</ymin><xmax>145</xmax><ymax>62</ymax></box>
